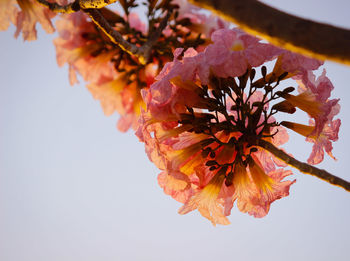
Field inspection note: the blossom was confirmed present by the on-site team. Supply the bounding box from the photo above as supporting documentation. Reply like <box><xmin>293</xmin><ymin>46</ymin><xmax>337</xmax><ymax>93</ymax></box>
<box><xmin>205</xmin><ymin>28</ymin><xmax>280</xmax><ymax>78</ymax></box>
<box><xmin>87</xmin><ymin>65</ymin><xmax>154</xmax><ymax>132</ymax></box>
<box><xmin>179</xmin><ymin>170</ymin><xmax>230</xmax><ymax>226</ymax></box>
<box><xmin>173</xmin><ymin>0</ymin><xmax>228</xmax><ymax>38</ymax></box>
<box><xmin>271</xmin><ymin>50</ymin><xmax>323</xmax><ymax>77</ymax></box>
<box><xmin>54</xmin><ymin>11</ymin><xmax>156</xmax><ymax>132</ymax></box>
<box><xmin>138</xmin><ymin>41</ymin><xmax>297</xmax><ymax>224</ymax></box>
<box><xmin>137</xmin><ymin>115</ymin><xmax>295</xmax><ymax>224</ymax></box>
<box><xmin>158</xmin><ymin>171</ymin><xmax>193</xmax><ymax>204</ymax></box>
<box><xmin>226</xmin><ymin>158</ymin><xmax>294</xmax><ymax>218</ymax></box>
<box><xmin>281</xmin><ymin>119</ymin><xmax>341</xmax><ymax>165</ymax></box>
<box><xmin>281</xmin><ymin>70</ymin><xmax>339</xmax><ymax>136</ymax></box>
<box><xmin>144</xmin><ymin>48</ymin><xmax>209</xmax><ymax>121</ymax></box>
<box><xmin>54</xmin><ymin>12</ymin><xmax>116</xmax><ymax>85</ymax></box>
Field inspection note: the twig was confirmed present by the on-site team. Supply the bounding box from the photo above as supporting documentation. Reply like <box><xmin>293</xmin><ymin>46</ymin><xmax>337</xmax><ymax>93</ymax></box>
<box><xmin>36</xmin><ymin>0</ymin><xmax>80</xmax><ymax>13</ymax></box>
<box><xmin>256</xmin><ymin>139</ymin><xmax>350</xmax><ymax>192</ymax></box>
<box><xmin>189</xmin><ymin>0</ymin><xmax>350</xmax><ymax>66</ymax></box>
<box><xmin>84</xmin><ymin>8</ymin><xmax>145</xmax><ymax>63</ymax></box>
<box><xmin>85</xmin><ymin>9</ymin><xmax>171</xmax><ymax>64</ymax></box>
<box><xmin>138</xmin><ymin>11</ymin><xmax>171</xmax><ymax>64</ymax></box>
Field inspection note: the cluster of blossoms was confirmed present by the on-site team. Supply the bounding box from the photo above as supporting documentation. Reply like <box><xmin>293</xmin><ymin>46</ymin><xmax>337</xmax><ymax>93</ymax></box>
<box><xmin>54</xmin><ymin>10</ymin><xmax>153</xmax><ymax>131</ymax></box>
<box><xmin>1</xmin><ymin>0</ymin><xmax>343</xmax><ymax>225</ymax></box>
<box><xmin>136</xmin><ymin>28</ymin><xmax>340</xmax><ymax>225</ymax></box>
<box><xmin>52</xmin><ymin>0</ymin><xmax>226</xmax><ymax>131</ymax></box>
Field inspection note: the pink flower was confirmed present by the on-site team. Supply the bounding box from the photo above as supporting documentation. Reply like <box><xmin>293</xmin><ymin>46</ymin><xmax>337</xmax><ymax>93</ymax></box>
<box><xmin>137</xmin><ymin>105</ymin><xmax>294</xmax><ymax>224</ymax></box>
<box><xmin>171</xmin><ymin>0</ymin><xmax>228</xmax><ymax>38</ymax></box>
<box><xmin>274</xmin><ymin>50</ymin><xmax>323</xmax><ymax>75</ymax></box>
<box><xmin>205</xmin><ymin>29</ymin><xmax>280</xmax><ymax>78</ymax></box>
<box><xmin>281</xmin><ymin>70</ymin><xmax>339</xmax><ymax>136</ymax></box>
<box><xmin>55</xmin><ymin>12</ymin><xmax>156</xmax><ymax>132</ymax></box>
<box><xmin>158</xmin><ymin>171</ymin><xmax>193</xmax><ymax>204</ymax></box>
<box><xmin>223</xmin><ymin>158</ymin><xmax>295</xmax><ymax>218</ymax></box>
<box><xmin>281</xmin><ymin>119</ymin><xmax>341</xmax><ymax>165</ymax></box>
<box><xmin>179</xmin><ymin>170</ymin><xmax>230</xmax><ymax>225</ymax></box>
<box><xmin>307</xmin><ymin>119</ymin><xmax>341</xmax><ymax>164</ymax></box>
<box><xmin>145</xmin><ymin>48</ymin><xmax>209</xmax><ymax>121</ymax></box>
<box><xmin>87</xmin><ymin>65</ymin><xmax>155</xmax><ymax>132</ymax></box>
<box><xmin>54</xmin><ymin>12</ymin><xmax>115</xmax><ymax>85</ymax></box>
<box><xmin>137</xmin><ymin>42</ymin><xmax>302</xmax><ymax>224</ymax></box>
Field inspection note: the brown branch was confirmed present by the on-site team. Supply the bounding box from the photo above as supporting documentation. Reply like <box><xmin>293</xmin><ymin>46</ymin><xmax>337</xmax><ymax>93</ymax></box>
<box><xmin>84</xmin><ymin>9</ymin><xmax>172</xmax><ymax>65</ymax></box>
<box><xmin>138</xmin><ymin>11</ymin><xmax>171</xmax><ymax>64</ymax></box>
<box><xmin>36</xmin><ymin>0</ymin><xmax>80</xmax><ymax>13</ymax></box>
<box><xmin>189</xmin><ymin>0</ymin><xmax>350</xmax><ymax>66</ymax></box>
<box><xmin>83</xmin><ymin>8</ymin><xmax>146</xmax><ymax>64</ymax></box>
<box><xmin>256</xmin><ymin>139</ymin><xmax>350</xmax><ymax>192</ymax></box>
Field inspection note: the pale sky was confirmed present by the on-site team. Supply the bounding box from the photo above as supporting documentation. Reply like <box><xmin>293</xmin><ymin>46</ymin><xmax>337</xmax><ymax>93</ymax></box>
<box><xmin>1</xmin><ymin>1</ymin><xmax>350</xmax><ymax>260</ymax></box>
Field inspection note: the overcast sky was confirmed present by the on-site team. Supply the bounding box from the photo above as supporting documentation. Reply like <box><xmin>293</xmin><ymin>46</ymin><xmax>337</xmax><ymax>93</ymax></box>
<box><xmin>1</xmin><ymin>1</ymin><xmax>350</xmax><ymax>260</ymax></box>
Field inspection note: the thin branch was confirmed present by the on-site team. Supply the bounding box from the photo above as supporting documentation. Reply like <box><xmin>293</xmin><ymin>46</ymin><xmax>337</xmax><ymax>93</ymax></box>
<box><xmin>256</xmin><ymin>139</ymin><xmax>350</xmax><ymax>192</ymax></box>
<box><xmin>138</xmin><ymin>11</ymin><xmax>171</xmax><ymax>64</ymax></box>
<box><xmin>189</xmin><ymin>0</ymin><xmax>350</xmax><ymax>66</ymax></box>
<box><xmin>84</xmin><ymin>9</ymin><xmax>171</xmax><ymax>65</ymax></box>
<box><xmin>83</xmin><ymin>8</ymin><xmax>146</xmax><ymax>63</ymax></box>
<box><xmin>36</xmin><ymin>0</ymin><xmax>80</xmax><ymax>13</ymax></box>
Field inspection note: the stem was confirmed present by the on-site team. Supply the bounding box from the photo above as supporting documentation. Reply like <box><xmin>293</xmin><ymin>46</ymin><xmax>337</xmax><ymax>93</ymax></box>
<box><xmin>189</xmin><ymin>0</ymin><xmax>350</xmax><ymax>66</ymax></box>
<box><xmin>256</xmin><ymin>139</ymin><xmax>350</xmax><ymax>192</ymax></box>
<box><xmin>83</xmin><ymin>8</ymin><xmax>146</xmax><ymax>64</ymax></box>
<box><xmin>138</xmin><ymin>11</ymin><xmax>171</xmax><ymax>64</ymax></box>
<box><xmin>84</xmin><ymin>9</ymin><xmax>171</xmax><ymax>65</ymax></box>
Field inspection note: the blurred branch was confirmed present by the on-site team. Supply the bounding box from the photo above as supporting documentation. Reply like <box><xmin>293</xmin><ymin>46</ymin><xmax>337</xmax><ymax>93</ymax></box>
<box><xmin>256</xmin><ymin>139</ymin><xmax>350</xmax><ymax>192</ymax></box>
<box><xmin>84</xmin><ymin>8</ymin><xmax>144</xmax><ymax>62</ymax></box>
<box><xmin>138</xmin><ymin>11</ymin><xmax>171</xmax><ymax>64</ymax></box>
<box><xmin>189</xmin><ymin>0</ymin><xmax>350</xmax><ymax>65</ymax></box>
<box><xmin>85</xmin><ymin>9</ymin><xmax>171</xmax><ymax>64</ymax></box>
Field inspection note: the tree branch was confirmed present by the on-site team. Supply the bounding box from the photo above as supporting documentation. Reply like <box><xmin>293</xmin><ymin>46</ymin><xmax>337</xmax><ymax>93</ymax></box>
<box><xmin>189</xmin><ymin>0</ymin><xmax>350</xmax><ymax>66</ymax></box>
<box><xmin>84</xmin><ymin>9</ymin><xmax>171</xmax><ymax>65</ymax></box>
<box><xmin>83</xmin><ymin>8</ymin><xmax>146</xmax><ymax>63</ymax></box>
<box><xmin>138</xmin><ymin>11</ymin><xmax>171</xmax><ymax>64</ymax></box>
<box><xmin>256</xmin><ymin>139</ymin><xmax>350</xmax><ymax>192</ymax></box>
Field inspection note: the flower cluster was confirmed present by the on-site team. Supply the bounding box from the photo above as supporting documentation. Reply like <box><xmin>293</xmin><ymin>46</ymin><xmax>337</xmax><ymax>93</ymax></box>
<box><xmin>51</xmin><ymin>0</ymin><xmax>225</xmax><ymax>131</ymax></box>
<box><xmin>137</xmin><ymin>28</ymin><xmax>340</xmax><ymax>225</ymax></box>
<box><xmin>54</xmin><ymin>11</ymin><xmax>154</xmax><ymax>131</ymax></box>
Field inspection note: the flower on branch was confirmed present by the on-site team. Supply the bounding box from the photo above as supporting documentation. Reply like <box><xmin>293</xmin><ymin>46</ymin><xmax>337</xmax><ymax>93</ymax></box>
<box><xmin>135</xmin><ymin>28</ymin><xmax>334</xmax><ymax>224</ymax></box>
